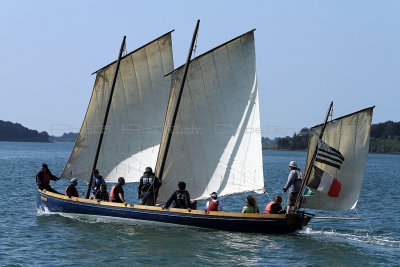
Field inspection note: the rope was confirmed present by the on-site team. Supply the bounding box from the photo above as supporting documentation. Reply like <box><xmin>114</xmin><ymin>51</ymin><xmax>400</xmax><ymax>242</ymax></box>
<box><xmin>282</xmin><ymin>191</ymin><xmax>287</xmax><ymax>208</ymax></box>
<box><xmin>264</xmin><ymin>190</ymin><xmax>272</xmax><ymax>202</ymax></box>
<box><xmin>354</xmin><ymin>207</ymin><xmax>360</xmax><ymax>217</ymax></box>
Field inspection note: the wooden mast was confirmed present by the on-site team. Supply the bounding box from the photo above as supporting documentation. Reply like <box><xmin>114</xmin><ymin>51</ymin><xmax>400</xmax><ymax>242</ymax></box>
<box><xmin>294</xmin><ymin>101</ymin><xmax>333</xmax><ymax>211</ymax></box>
<box><xmin>157</xmin><ymin>20</ymin><xmax>200</xmax><ymax>179</ymax></box>
<box><xmin>85</xmin><ymin>36</ymin><xmax>126</xmax><ymax>199</ymax></box>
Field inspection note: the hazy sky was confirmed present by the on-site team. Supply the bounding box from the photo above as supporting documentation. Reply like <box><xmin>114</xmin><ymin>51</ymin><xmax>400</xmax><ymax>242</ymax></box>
<box><xmin>1</xmin><ymin>1</ymin><xmax>399</xmax><ymax>138</ymax></box>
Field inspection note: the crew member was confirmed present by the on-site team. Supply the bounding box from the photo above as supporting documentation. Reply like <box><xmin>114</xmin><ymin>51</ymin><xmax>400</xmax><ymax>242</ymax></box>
<box><xmin>283</xmin><ymin>161</ymin><xmax>303</xmax><ymax>214</ymax></box>
<box><xmin>162</xmin><ymin>181</ymin><xmax>191</xmax><ymax>212</ymax></box>
<box><xmin>36</xmin><ymin>163</ymin><xmax>60</xmax><ymax>194</ymax></box>
<box><xmin>205</xmin><ymin>192</ymin><xmax>223</xmax><ymax>212</ymax></box>
<box><xmin>110</xmin><ymin>177</ymin><xmax>127</xmax><ymax>206</ymax></box>
<box><xmin>94</xmin><ymin>183</ymin><xmax>109</xmax><ymax>202</ymax></box>
<box><xmin>65</xmin><ymin>178</ymin><xmax>79</xmax><ymax>198</ymax></box>
<box><xmin>138</xmin><ymin>167</ymin><xmax>162</xmax><ymax>206</ymax></box>
<box><xmin>90</xmin><ymin>169</ymin><xmax>106</xmax><ymax>196</ymax></box>
<box><xmin>264</xmin><ymin>195</ymin><xmax>285</xmax><ymax>214</ymax></box>
<box><xmin>241</xmin><ymin>195</ymin><xmax>260</xmax><ymax>213</ymax></box>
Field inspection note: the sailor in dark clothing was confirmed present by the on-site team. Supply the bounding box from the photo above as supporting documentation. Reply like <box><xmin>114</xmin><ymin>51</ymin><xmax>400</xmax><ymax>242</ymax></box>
<box><xmin>94</xmin><ymin>184</ymin><xmax>109</xmax><ymax>202</ymax></box>
<box><xmin>65</xmin><ymin>178</ymin><xmax>79</xmax><ymax>198</ymax></box>
<box><xmin>36</xmin><ymin>163</ymin><xmax>60</xmax><ymax>194</ymax></box>
<box><xmin>110</xmin><ymin>177</ymin><xmax>127</xmax><ymax>206</ymax></box>
<box><xmin>162</xmin><ymin>181</ymin><xmax>191</xmax><ymax>212</ymax></box>
<box><xmin>138</xmin><ymin>167</ymin><xmax>162</xmax><ymax>206</ymax></box>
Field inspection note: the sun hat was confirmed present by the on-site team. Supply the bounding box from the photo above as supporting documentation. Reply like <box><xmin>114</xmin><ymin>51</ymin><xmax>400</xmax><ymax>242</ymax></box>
<box><xmin>289</xmin><ymin>161</ymin><xmax>298</xmax><ymax>168</ymax></box>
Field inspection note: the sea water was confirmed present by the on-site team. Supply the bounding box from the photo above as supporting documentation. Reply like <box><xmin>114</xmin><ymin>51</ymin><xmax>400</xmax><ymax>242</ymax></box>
<box><xmin>0</xmin><ymin>141</ymin><xmax>399</xmax><ymax>266</ymax></box>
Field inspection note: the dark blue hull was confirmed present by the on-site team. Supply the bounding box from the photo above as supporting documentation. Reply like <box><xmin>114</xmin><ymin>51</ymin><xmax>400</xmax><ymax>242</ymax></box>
<box><xmin>37</xmin><ymin>190</ymin><xmax>311</xmax><ymax>234</ymax></box>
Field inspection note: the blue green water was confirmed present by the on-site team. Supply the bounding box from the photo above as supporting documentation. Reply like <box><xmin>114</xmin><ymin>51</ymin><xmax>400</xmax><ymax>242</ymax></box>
<box><xmin>0</xmin><ymin>141</ymin><xmax>399</xmax><ymax>266</ymax></box>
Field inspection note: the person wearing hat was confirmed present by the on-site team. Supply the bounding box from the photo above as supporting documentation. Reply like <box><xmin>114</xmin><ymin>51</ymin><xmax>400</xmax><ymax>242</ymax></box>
<box><xmin>283</xmin><ymin>161</ymin><xmax>303</xmax><ymax>214</ymax></box>
<box><xmin>205</xmin><ymin>192</ymin><xmax>223</xmax><ymax>212</ymax></box>
<box><xmin>36</xmin><ymin>163</ymin><xmax>60</xmax><ymax>194</ymax></box>
<box><xmin>65</xmin><ymin>178</ymin><xmax>79</xmax><ymax>198</ymax></box>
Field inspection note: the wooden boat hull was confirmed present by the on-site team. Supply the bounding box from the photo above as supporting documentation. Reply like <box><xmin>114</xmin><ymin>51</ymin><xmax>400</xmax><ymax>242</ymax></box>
<box><xmin>37</xmin><ymin>190</ymin><xmax>311</xmax><ymax>234</ymax></box>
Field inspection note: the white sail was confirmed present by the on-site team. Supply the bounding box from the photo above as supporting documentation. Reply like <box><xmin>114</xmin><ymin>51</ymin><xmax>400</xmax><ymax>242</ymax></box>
<box><xmin>60</xmin><ymin>32</ymin><xmax>174</xmax><ymax>183</ymax></box>
<box><xmin>156</xmin><ymin>31</ymin><xmax>264</xmax><ymax>202</ymax></box>
<box><xmin>301</xmin><ymin>107</ymin><xmax>374</xmax><ymax>211</ymax></box>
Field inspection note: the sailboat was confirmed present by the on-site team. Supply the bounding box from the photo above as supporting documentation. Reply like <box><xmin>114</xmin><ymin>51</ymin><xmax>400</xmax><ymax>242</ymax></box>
<box><xmin>37</xmin><ymin>21</ymin><xmax>373</xmax><ymax>234</ymax></box>
<box><xmin>298</xmin><ymin>105</ymin><xmax>374</xmax><ymax>212</ymax></box>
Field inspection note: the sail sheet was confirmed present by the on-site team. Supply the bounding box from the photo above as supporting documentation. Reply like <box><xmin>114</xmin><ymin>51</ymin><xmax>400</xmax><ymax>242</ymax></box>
<box><xmin>60</xmin><ymin>32</ymin><xmax>174</xmax><ymax>183</ymax></box>
<box><xmin>156</xmin><ymin>31</ymin><xmax>264</xmax><ymax>202</ymax></box>
<box><xmin>301</xmin><ymin>107</ymin><xmax>374</xmax><ymax>211</ymax></box>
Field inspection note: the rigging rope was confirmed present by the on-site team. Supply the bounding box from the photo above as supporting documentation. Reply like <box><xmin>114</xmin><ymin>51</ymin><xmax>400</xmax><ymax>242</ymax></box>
<box><xmin>264</xmin><ymin>189</ymin><xmax>272</xmax><ymax>202</ymax></box>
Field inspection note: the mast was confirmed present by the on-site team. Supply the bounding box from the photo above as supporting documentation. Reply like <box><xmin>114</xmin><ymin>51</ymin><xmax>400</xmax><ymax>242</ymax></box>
<box><xmin>85</xmin><ymin>36</ymin><xmax>126</xmax><ymax>199</ymax></box>
<box><xmin>157</xmin><ymin>19</ymin><xmax>200</xmax><ymax>179</ymax></box>
<box><xmin>294</xmin><ymin>101</ymin><xmax>333</xmax><ymax>211</ymax></box>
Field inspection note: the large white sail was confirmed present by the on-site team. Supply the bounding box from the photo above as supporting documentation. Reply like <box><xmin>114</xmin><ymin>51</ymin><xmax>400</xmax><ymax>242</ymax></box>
<box><xmin>156</xmin><ymin>31</ymin><xmax>264</xmax><ymax>202</ymax></box>
<box><xmin>60</xmin><ymin>32</ymin><xmax>174</xmax><ymax>183</ymax></box>
<box><xmin>301</xmin><ymin>107</ymin><xmax>374</xmax><ymax>211</ymax></box>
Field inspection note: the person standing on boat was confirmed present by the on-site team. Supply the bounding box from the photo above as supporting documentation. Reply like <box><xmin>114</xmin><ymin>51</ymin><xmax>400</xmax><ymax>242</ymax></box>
<box><xmin>282</xmin><ymin>161</ymin><xmax>303</xmax><ymax>214</ymax></box>
<box><xmin>264</xmin><ymin>195</ymin><xmax>285</xmax><ymax>214</ymax></box>
<box><xmin>65</xmin><ymin>178</ymin><xmax>79</xmax><ymax>198</ymax></box>
<box><xmin>138</xmin><ymin>167</ymin><xmax>162</xmax><ymax>206</ymax></box>
<box><xmin>36</xmin><ymin>163</ymin><xmax>60</xmax><ymax>194</ymax></box>
<box><xmin>89</xmin><ymin>169</ymin><xmax>106</xmax><ymax>197</ymax></box>
<box><xmin>205</xmin><ymin>192</ymin><xmax>223</xmax><ymax>212</ymax></box>
<box><xmin>110</xmin><ymin>177</ymin><xmax>127</xmax><ymax>206</ymax></box>
<box><xmin>242</xmin><ymin>195</ymin><xmax>260</xmax><ymax>213</ymax></box>
<box><xmin>162</xmin><ymin>181</ymin><xmax>191</xmax><ymax>212</ymax></box>
<box><xmin>94</xmin><ymin>184</ymin><xmax>109</xmax><ymax>202</ymax></box>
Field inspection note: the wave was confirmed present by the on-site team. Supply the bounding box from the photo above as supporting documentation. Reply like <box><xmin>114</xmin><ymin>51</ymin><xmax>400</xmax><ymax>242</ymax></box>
<box><xmin>299</xmin><ymin>227</ymin><xmax>400</xmax><ymax>248</ymax></box>
<box><xmin>36</xmin><ymin>208</ymin><xmax>189</xmax><ymax>230</ymax></box>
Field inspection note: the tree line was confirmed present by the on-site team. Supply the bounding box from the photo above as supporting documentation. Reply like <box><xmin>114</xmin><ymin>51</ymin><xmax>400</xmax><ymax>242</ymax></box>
<box><xmin>262</xmin><ymin>121</ymin><xmax>400</xmax><ymax>153</ymax></box>
<box><xmin>0</xmin><ymin>120</ymin><xmax>49</xmax><ymax>142</ymax></box>
<box><xmin>0</xmin><ymin>120</ymin><xmax>78</xmax><ymax>143</ymax></box>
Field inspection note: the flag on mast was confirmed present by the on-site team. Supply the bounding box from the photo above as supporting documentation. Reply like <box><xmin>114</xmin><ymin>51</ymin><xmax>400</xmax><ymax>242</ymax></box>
<box><xmin>315</xmin><ymin>139</ymin><xmax>344</xmax><ymax>169</ymax></box>
<box><xmin>308</xmin><ymin>166</ymin><xmax>342</xmax><ymax>197</ymax></box>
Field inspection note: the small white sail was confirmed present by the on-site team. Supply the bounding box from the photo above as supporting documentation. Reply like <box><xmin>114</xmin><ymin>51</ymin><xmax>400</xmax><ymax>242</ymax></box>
<box><xmin>60</xmin><ymin>32</ymin><xmax>174</xmax><ymax>183</ymax></box>
<box><xmin>301</xmin><ymin>107</ymin><xmax>374</xmax><ymax>211</ymax></box>
<box><xmin>156</xmin><ymin>31</ymin><xmax>264</xmax><ymax>202</ymax></box>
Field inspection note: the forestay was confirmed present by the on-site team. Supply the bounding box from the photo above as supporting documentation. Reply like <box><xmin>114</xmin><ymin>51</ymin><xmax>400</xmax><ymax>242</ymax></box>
<box><xmin>60</xmin><ymin>32</ymin><xmax>174</xmax><ymax>183</ymax></box>
<box><xmin>302</xmin><ymin>107</ymin><xmax>374</xmax><ymax>211</ymax></box>
<box><xmin>156</xmin><ymin>31</ymin><xmax>264</xmax><ymax>202</ymax></box>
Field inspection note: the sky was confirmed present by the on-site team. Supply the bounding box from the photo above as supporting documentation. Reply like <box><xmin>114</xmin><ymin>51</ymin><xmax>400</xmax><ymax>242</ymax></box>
<box><xmin>0</xmin><ymin>0</ymin><xmax>399</xmax><ymax>138</ymax></box>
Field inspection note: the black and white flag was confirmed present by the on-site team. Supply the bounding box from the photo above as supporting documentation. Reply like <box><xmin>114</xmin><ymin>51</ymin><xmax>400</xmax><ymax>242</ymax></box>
<box><xmin>315</xmin><ymin>139</ymin><xmax>345</xmax><ymax>169</ymax></box>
